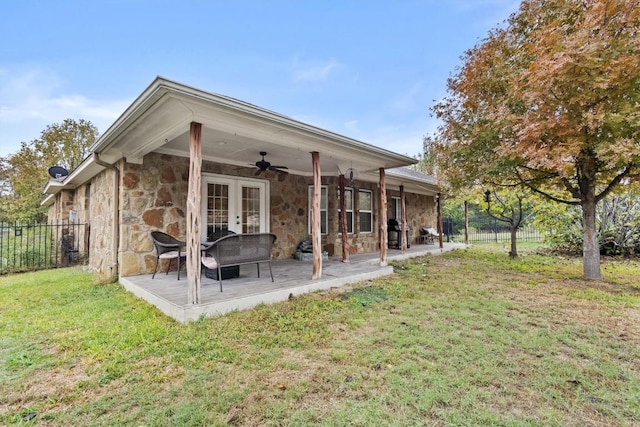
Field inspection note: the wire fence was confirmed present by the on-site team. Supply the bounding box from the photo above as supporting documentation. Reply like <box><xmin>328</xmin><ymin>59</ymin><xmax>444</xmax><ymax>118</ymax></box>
<box><xmin>0</xmin><ymin>220</ymin><xmax>89</xmax><ymax>275</ymax></box>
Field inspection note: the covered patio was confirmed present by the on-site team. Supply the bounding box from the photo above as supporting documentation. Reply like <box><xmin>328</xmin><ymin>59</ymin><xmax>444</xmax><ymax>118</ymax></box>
<box><xmin>120</xmin><ymin>242</ymin><xmax>466</xmax><ymax>322</ymax></box>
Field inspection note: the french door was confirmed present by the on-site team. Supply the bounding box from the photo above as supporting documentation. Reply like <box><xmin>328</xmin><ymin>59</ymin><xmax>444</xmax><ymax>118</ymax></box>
<box><xmin>201</xmin><ymin>174</ymin><xmax>269</xmax><ymax>240</ymax></box>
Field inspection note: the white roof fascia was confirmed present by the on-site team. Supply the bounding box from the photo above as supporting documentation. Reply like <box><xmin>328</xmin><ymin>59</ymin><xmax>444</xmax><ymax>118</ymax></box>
<box><xmin>41</xmin><ymin>193</ymin><xmax>55</xmax><ymax>207</ymax></box>
<box><xmin>42</xmin><ymin>180</ymin><xmax>74</xmax><ymax>195</ymax></box>
<box><xmin>41</xmin><ymin>155</ymin><xmax>105</xmax><ymax>197</ymax></box>
<box><xmin>89</xmin><ymin>78</ymin><xmax>171</xmax><ymax>155</ymax></box>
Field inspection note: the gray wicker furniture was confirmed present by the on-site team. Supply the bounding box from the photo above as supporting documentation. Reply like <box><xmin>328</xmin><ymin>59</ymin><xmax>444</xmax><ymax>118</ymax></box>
<box><xmin>201</xmin><ymin>233</ymin><xmax>277</xmax><ymax>291</ymax></box>
<box><xmin>207</xmin><ymin>229</ymin><xmax>236</xmax><ymax>242</ymax></box>
<box><xmin>204</xmin><ymin>229</ymin><xmax>240</xmax><ymax>280</ymax></box>
<box><xmin>150</xmin><ymin>231</ymin><xmax>186</xmax><ymax>280</ymax></box>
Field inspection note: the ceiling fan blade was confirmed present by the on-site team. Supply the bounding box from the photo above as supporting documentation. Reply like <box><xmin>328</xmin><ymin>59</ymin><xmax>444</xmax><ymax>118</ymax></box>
<box><xmin>269</xmin><ymin>165</ymin><xmax>288</xmax><ymax>170</ymax></box>
<box><xmin>270</xmin><ymin>167</ymin><xmax>289</xmax><ymax>175</ymax></box>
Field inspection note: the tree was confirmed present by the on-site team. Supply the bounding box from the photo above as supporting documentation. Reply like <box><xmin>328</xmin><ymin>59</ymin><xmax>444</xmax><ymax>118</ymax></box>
<box><xmin>0</xmin><ymin>119</ymin><xmax>98</xmax><ymax>222</ymax></box>
<box><xmin>431</xmin><ymin>0</ymin><xmax>640</xmax><ymax>280</ymax></box>
<box><xmin>415</xmin><ymin>134</ymin><xmax>438</xmax><ymax>176</ymax></box>
<box><xmin>480</xmin><ymin>188</ymin><xmax>533</xmax><ymax>258</ymax></box>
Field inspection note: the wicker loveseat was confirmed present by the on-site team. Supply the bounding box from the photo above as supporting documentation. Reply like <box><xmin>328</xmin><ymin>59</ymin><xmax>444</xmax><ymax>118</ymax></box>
<box><xmin>201</xmin><ymin>233</ymin><xmax>277</xmax><ymax>291</ymax></box>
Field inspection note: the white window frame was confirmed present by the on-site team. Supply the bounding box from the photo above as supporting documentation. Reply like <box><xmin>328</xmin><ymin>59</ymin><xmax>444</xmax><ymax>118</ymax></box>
<box><xmin>308</xmin><ymin>185</ymin><xmax>328</xmax><ymax>235</ymax></box>
<box><xmin>392</xmin><ymin>196</ymin><xmax>401</xmax><ymax>220</ymax></box>
<box><xmin>358</xmin><ymin>189</ymin><xmax>373</xmax><ymax>233</ymax></box>
<box><xmin>337</xmin><ymin>187</ymin><xmax>354</xmax><ymax>235</ymax></box>
<box><xmin>201</xmin><ymin>173</ymin><xmax>270</xmax><ymax>240</ymax></box>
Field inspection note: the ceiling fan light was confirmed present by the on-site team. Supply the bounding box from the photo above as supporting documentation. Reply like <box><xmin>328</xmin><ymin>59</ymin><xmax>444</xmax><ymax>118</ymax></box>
<box><xmin>346</xmin><ymin>167</ymin><xmax>357</xmax><ymax>184</ymax></box>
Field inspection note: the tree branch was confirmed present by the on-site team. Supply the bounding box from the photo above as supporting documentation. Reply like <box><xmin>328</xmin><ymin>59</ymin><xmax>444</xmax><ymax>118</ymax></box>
<box><xmin>514</xmin><ymin>167</ymin><xmax>581</xmax><ymax>205</ymax></box>
<box><xmin>596</xmin><ymin>164</ymin><xmax>636</xmax><ymax>203</ymax></box>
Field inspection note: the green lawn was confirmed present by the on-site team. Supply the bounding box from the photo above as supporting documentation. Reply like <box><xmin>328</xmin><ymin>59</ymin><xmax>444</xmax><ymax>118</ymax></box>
<box><xmin>1</xmin><ymin>246</ymin><xmax>639</xmax><ymax>426</ymax></box>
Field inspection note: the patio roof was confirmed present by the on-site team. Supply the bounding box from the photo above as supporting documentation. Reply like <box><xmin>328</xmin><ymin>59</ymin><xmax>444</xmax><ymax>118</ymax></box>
<box><xmin>92</xmin><ymin>76</ymin><xmax>417</xmax><ymax>175</ymax></box>
<box><xmin>43</xmin><ymin>77</ymin><xmax>439</xmax><ymax>201</ymax></box>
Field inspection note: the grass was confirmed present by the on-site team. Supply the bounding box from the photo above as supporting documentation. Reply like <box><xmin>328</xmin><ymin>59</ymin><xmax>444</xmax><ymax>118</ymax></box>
<box><xmin>1</xmin><ymin>245</ymin><xmax>639</xmax><ymax>426</ymax></box>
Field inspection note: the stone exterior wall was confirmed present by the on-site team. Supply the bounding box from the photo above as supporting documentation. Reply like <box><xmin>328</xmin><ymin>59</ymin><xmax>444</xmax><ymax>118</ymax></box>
<box><xmin>47</xmin><ymin>190</ymin><xmax>75</xmax><ymax>222</ymax></box>
<box><xmin>89</xmin><ymin>168</ymin><xmax>117</xmax><ymax>274</ymax></box>
<box><xmin>268</xmin><ymin>173</ymin><xmax>314</xmax><ymax>259</ymax></box>
<box><xmin>386</xmin><ymin>189</ymin><xmax>437</xmax><ymax>244</ymax></box>
<box><xmin>46</xmin><ymin>187</ymin><xmax>92</xmax><ymax>267</ymax></box>
<box><xmin>113</xmin><ymin>152</ymin><xmax>437</xmax><ymax>277</ymax></box>
<box><xmin>323</xmin><ymin>177</ymin><xmax>381</xmax><ymax>257</ymax></box>
<box><xmin>119</xmin><ymin>154</ymin><xmax>190</xmax><ymax>276</ymax></box>
<box><xmin>45</xmin><ymin>152</ymin><xmax>436</xmax><ymax>277</ymax></box>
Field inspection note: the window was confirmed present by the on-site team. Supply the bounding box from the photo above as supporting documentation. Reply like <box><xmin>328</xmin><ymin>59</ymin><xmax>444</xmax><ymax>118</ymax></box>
<box><xmin>392</xmin><ymin>197</ymin><xmax>401</xmax><ymax>220</ymax></box>
<box><xmin>308</xmin><ymin>185</ymin><xmax>328</xmax><ymax>234</ymax></box>
<box><xmin>338</xmin><ymin>188</ymin><xmax>354</xmax><ymax>234</ymax></box>
<box><xmin>359</xmin><ymin>189</ymin><xmax>373</xmax><ymax>233</ymax></box>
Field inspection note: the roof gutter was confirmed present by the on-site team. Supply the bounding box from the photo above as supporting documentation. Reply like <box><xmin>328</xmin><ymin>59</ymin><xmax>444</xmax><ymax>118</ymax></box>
<box><xmin>93</xmin><ymin>152</ymin><xmax>120</xmax><ymax>277</ymax></box>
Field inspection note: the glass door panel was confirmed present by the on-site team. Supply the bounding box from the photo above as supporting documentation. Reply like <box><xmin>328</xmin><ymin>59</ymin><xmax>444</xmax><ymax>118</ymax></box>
<box><xmin>202</xmin><ymin>174</ymin><xmax>269</xmax><ymax>240</ymax></box>
<box><xmin>242</xmin><ymin>186</ymin><xmax>261</xmax><ymax>233</ymax></box>
<box><xmin>205</xmin><ymin>182</ymin><xmax>230</xmax><ymax>238</ymax></box>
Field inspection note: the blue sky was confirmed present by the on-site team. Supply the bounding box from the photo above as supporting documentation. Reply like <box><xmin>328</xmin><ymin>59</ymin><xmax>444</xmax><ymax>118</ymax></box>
<box><xmin>0</xmin><ymin>0</ymin><xmax>519</xmax><ymax>159</ymax></box>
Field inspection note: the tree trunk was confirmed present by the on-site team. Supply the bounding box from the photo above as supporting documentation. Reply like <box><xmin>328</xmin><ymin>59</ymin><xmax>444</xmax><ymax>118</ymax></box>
<box><xmin>464</xmin><ymin>200</ymin><xmax>469</xmax><ymax>245</ymax></box>
<box><xmin>582</xmin><ymin>197</ymin><xmax>602</xmax><ymax>281</ymax></box>
<box><xmin>437</xmin><ymin>193</ymin><xmax>443</xmax><ymax>249</ymax></box>
<box><xmin>400</xmin><ymin>185</ymin><xmax>407</xmax><ymax>254</ymax></box>
<box><xmin>509</xmin><ymin>225</ymin><xmax>518</xmax><ymax>258</ymax></box>
<box><xmin>311</xmin><ymin>152</ymin><xmax>322</xmax><ymax>279</ymax></box>
<box><xmin>379</xmin><ymin>168</ymin><xmax>388</xmax><ymax>266</ymax></box>
<box><xmin>339</xmin><ymin>174</ymin><xmax>349</xmax><ymax>263</ymax></box>
<box><xmin>187</xmin><ymin>122</ymin><xmax>202</xmax><ymax>304</ymax></box>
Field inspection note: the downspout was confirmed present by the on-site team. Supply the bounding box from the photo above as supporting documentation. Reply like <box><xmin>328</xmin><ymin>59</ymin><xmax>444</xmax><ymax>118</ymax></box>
<box><xmin>93</xmin><ymin>153</ymin><xmax>120</xmax><ymax>276</ymax></box>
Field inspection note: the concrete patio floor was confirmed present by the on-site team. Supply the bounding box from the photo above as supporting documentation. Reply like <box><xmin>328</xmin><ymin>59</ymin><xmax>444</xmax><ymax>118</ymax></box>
<box><xmin>120</xmin><ymin>242</ymin><xmax>467</xmax><ymax>322</ymax></box>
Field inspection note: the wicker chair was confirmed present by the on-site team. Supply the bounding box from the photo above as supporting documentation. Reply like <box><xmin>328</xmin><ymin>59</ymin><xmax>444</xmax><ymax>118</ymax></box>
<box><xmin>201</xmin><ymin>233</ymin><xmax>277</xmax><ymax>291</ymax></box>
<box><xmin>206</xmin><ymin>229</ymin><xmax>236</xmax><ymax>242</ymax></box>
<box><xmin>150</xmin><ymin>231</ymin><xmax>186</xmax><ymax>279</ymax></box>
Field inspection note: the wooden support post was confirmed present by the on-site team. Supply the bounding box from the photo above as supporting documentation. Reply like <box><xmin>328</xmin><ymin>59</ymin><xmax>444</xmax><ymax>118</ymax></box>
<box><xmin>311</xmin><ymin>152</ymin><xmax>322</xmax><ymax>279</ymax></box>
<box><xmin>464</xmin><ymin>200</ymin><xmax>469</xmax><ymax>245</ymax></box>
<box><xmin>400</xmin><ymin>184</ymin><xmax>407</xmax><ymax>254</ymax></box>
<box><xmin>187</xmin><ymin>122</ymin><xmax>202</xmax><ymax>305</ymax></box>
<box><xmin>339</xmin><ymin>174</ymin><xmax>349</xmax><ymax>263</ymax></box>
<box><xmin>437</xmin><ymin>192</ymin><xmax>444</xmax><ymax>249</ymax></box>
<box><xmin>379</xmin><ymin>168</ymin><xmax>388</xmax><ymax>266</ymax></box>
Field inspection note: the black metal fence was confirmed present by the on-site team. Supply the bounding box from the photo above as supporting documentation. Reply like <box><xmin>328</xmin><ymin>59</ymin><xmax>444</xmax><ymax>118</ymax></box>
<box><xmin>0</xmin><ymin>220</ymin><xmax>89</xmax><ymax>275</ymax></box>
<box><xmin>442</xmin><ymin>217</ymin><xmax>544</xmax><ymax>243</ymax></box>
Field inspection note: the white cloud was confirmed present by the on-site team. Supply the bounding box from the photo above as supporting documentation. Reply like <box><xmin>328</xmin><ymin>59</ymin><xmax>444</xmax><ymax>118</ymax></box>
<box><xmin>0</xmin><ymin>68</ymin><xmax>130</xmax><ymax>156</ymax></box>
<box><xmin>365</xmin><ymin>126</ymin><xmax>425</xmax><ymax>158</ymax></box>
<box><xmin>390</xmin><ymin>82</ymin><xmax>425</xmax><ymax>113</ymax></box>
<box><xmin>344</xmin><ymin>120</ymin><xmax>359</xmax><ymax>133</ymax></box>
<box><xmin>291</xmin><ymin>56</ymin><xmax>341</xmax><ymax>83</ymax></box>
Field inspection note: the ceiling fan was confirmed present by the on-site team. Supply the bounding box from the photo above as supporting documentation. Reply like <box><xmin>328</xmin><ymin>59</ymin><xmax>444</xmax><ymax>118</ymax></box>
<box><xmin>253</xmin><ymin>151</ymin><xmax>288</xmax><ymax>175</ymax></box>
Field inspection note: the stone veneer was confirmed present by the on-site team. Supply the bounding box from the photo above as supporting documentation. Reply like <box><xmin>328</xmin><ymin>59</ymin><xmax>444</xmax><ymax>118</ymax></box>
<box><xmin>89</xmin><ymin>168</ymin><xmax>118</xmax><ymax>274</ymax></box>
<box><xmin>386</xmin><ymin>190</ymin><xmax>438</xmax><ymax>242</ymax></box>
<box><xmin>119</xmin><ymin>154</ymin><xmax>190</xmax><ymax>277</ymax></box>
<box><xmin>47</xmin><ymin>184</ymin><xmax>91</xmax><ymax>263</ymax></box>
<box><xmin>50</xmin><ymin>152</ymin><xmax>437</xmax><ymax>277</ymax></box>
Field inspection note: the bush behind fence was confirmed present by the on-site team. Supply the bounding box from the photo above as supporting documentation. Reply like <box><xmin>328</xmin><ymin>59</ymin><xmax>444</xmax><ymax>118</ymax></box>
<box><xmin>0</xmin><ymin>220</ymin><xmax>89</xmax><ymax>274</ymax></box>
